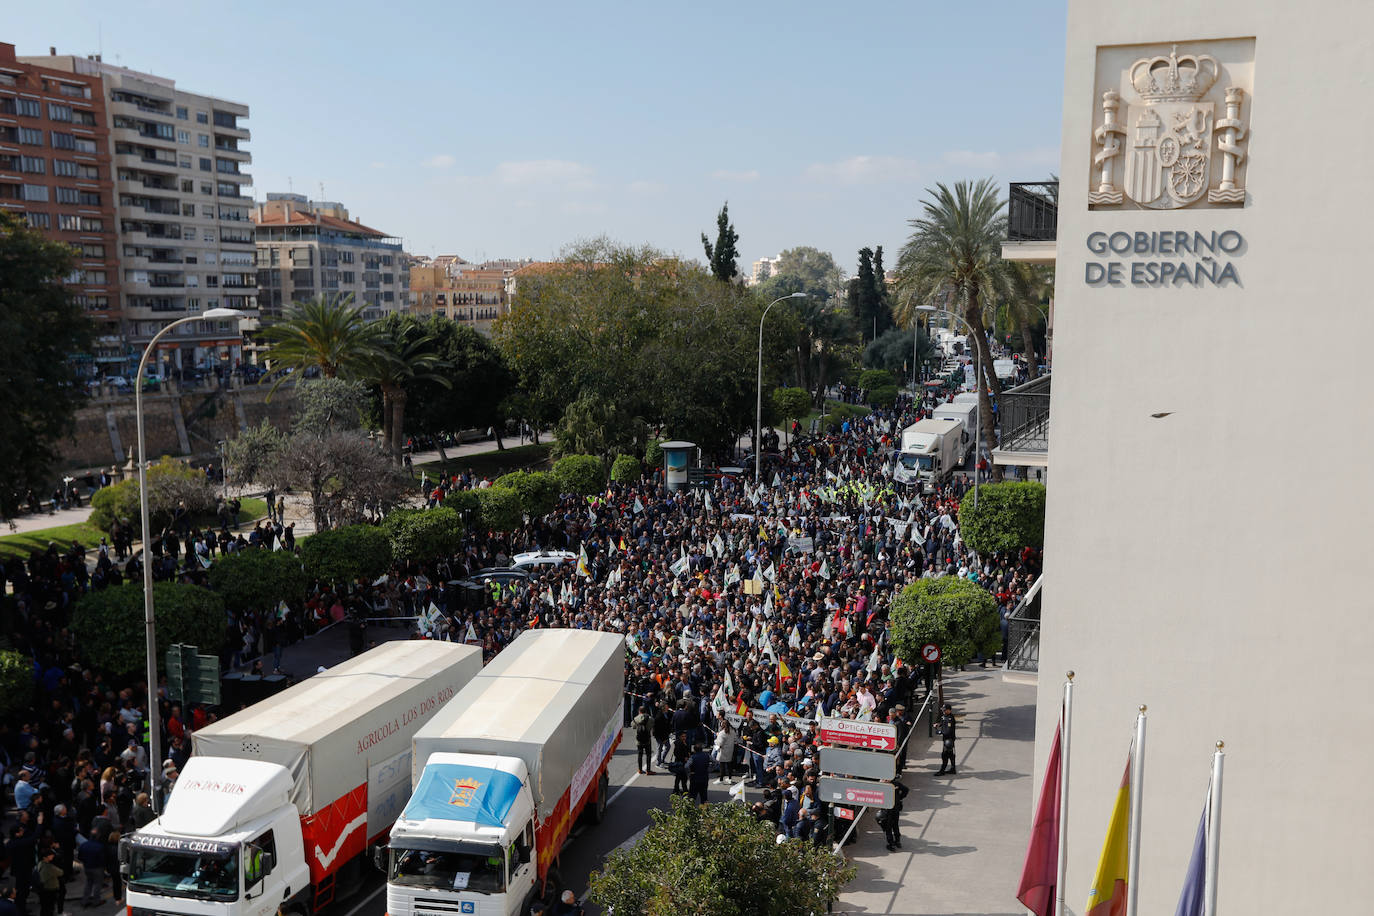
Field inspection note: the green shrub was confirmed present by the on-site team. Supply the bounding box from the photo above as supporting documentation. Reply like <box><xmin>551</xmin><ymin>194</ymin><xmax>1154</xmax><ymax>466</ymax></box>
<box><xmin>300</xmin><ymin>524</ymin><xmax>392</xmax><ymax>584</ymax></box>
<box><xmin>89</xmin><ymin>457</ymin><xmax>215</xmax><ymax>536</ymax></box>
<box><xmin>382</xmin><ymin>507</ymin><xmax>465</xmax><ymax>563</ymax></box>
<box><xmin>553</xmin><ymin>454</ymin><xmax>605</xmax><ymax>496</ymax></box>
<box><xmin>71</xmin><ymin>582</ymin><xmax>225</xmax><ymax>677</ymax></box>
<box><xmin>643</xmin><ymin>439</ymin><xmax>664</xmax><ymax>468</ymax></box>
<box><xmin>476</xmin><ymin>487</ymin><xmax>523</xmax><ymax>532</ymax></box>
<box><xmin>0</xmin><ymin>649</ymin><xmax>34</xmax><ymax>714</ymax></box>
<box><xmin>493</xmin><ymin>470</ymin><xmax>560</xmax><ymax>518</ymax></box>
<box><xmin>610</xmin><ymin>455</ymin><xmax>642</xmax><ymax>484</ymax></box>
<box><xmin>858</xmin><ymin>368</ymin><xmax>894</xmax><ymax>391</ymax></box>
<box><xmin>890</xmin><ymin>576</ymin><xmax>1000</xmax><ymax>669</ymax></box>
<box><xmin>867</xmin><ymin>385</ymin><xmax>899</xmax><ymax>409</ymax></box>
<box><xmin>771</xmin><ymin>388</ymin><xmax>812</xmax><ymax>430</ymax></box>
<box><xmin>207</xmin><ymin>548</ymin><xmax>308</xmax><ymax>613</ymax></box>
<box><xmin>957</xmin><ymin>481</ymin><xmax>1047</xmax><ymax>554</ymax></box>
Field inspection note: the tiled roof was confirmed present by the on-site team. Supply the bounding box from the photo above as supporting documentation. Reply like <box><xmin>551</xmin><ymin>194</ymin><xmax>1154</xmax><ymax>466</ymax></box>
<box><xmin>253</xmin><ymin>209</ymin><xmax>387</xmax><ymax>237</ymax></box>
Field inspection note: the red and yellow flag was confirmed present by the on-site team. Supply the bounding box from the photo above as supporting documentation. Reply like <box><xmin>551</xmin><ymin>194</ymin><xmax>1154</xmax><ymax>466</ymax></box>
<box><xmin>777</xmin><ymin>658</ymin><xmax>792</xmax><ymax>693</ymax></box>
<box><xmin>1085</xmin><ymin>759</ymin><xmax>1131</xmax><ymax>916</ymax></box>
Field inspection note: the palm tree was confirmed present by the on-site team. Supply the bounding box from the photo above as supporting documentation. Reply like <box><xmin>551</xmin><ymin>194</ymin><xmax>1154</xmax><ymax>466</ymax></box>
<box><xmin>1001</xmin><ymin>263</ymin><xmax>1054</xmax><ymax>380</ymax></box>
<box><xmin>360</xmin><ymin>316</ymin><xmax>452</xmax><ymax>464</ymax></box>
<box><xmin>896</xmin><ymin>178</ymin><xmax>1015</xmax><ymax>474</ymax></box>
<box><xmin>258</xmin><ymin>293</ymin><xmax>382</xmax><ymax>389</ymax></box>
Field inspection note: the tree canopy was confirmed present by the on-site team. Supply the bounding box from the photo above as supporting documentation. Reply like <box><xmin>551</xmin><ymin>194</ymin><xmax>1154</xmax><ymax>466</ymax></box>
<box><xmin>0</xmin><ymin>210</ymin><xmax>93</xmax><ymax>516</ymax></box>
<box><xmin>957</xmin><ymin>481</ymin><xmax>1047</xmax><ymax>554</ymax></box>
<box><xmin>890</xmin><ymin>576</ymin><xmax>1001</xmax><ymax>669</ymax></box>
<box><xmin>701</xmin><ymin>201</ymin><xmax>741</xmax><ymax>282</ymax></box>
<box><xmin>72</xmin><ymin>582</ymin><xmax>225</xmax><ymax>677</ymax></box>
<box><xmin>258</xmin><ymin>293</ymin><xmax>381</xmax><ymax>386</ymax></box>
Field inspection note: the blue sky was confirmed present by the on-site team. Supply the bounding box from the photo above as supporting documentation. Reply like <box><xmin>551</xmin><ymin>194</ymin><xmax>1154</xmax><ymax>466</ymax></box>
<box><xmin>8</xmin><ymin>0</ymin><xmax>1066</xmax><ymax>272</ymax></box>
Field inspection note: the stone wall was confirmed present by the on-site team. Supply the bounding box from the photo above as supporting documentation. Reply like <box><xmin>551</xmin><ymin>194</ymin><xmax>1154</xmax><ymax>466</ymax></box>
<box><xmin>61</xmin><ymin>382</ymin><xmax>299</xmax><ymax>475</ymax></box>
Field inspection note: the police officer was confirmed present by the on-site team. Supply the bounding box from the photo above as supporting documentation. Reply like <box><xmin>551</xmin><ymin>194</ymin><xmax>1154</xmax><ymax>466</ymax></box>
<box><xmin>936</xmin><ymin>702</ymin><xmax>957</xmax><ymax>775</ymax></box>
<box><xmin>890</xmin><ymin>704</ymin><xmax>912</xmax><ymax>773</ymax></box>
<box><xmin>878</xmin><ymin>776</ymin><xmax>909</xmax><ymax>850</ymax></box>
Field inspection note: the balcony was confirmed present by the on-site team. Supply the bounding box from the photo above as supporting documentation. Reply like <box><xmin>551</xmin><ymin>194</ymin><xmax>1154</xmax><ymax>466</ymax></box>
<box><xmin>991</xmin><ymin>374</ymin><xmax>1050</xmax><ymax>469</ymax></box>
<box><xmin>1002</xmin><ymin>181</ymin><xmax>1058</xmax><ymax>264</ymax></box>
<box><xmin>114</xmin><ymin>152</ymin><xmax>177</xmax><ymax>175</ymax></box>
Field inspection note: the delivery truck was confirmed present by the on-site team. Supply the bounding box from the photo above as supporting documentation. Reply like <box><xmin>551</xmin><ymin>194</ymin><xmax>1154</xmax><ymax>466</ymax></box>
<box><xmin>893</xmin><ymin>417</ymin><xmax>965</xmax><ymax>491</ymax></box>
<box><xmin>120</xmin><ymin>641</ymin><xmax>483</xmax><ymax>916</ymax></box>
<box><xmin>383</xmin><ymin>629</ymin><xmax>625</xmax><ymax>916</ymax></box>
<box><xmin>930</xmin><ymin>402</ymin><xmax>976</xmax><ymax>463</ymax></box>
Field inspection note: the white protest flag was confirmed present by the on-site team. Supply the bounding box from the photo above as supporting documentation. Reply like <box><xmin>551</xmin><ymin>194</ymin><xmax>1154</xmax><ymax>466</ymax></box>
<box><xmin>789</xmin><ymin>625</ymin><xmax>802</xmax><ymax>650</ymax></box>
<box><xmin>712</xmin><ymin>684</ymin><xmax>730</xmax><ymax>715</ymax></box>
<box><xmin>726</xmin><ymin>610</ymin><xmax>737</xmax><ymax>636</ymax></box>
<box><xmin>752</xmin><ymin>565</ymin><xmax>765</xmax><ymax>591</ymax></box>
<box><xmin>763</xmin><ymin>562</ymin><xmax>777</xmax><ymax>583</ymax></box>
<box><xmin>763</xmin><ymin>591</ymin><xmax>774</xmax><ymax>617</ymax></box>
<box><xmin>679</xmin><ymin>632</ymin><xmax>691</xmax><ymax>654</ymax></box>
<box><xmin>819</xmin><ymin>559</ymin><xmax>831</xmax><ymax>580</ymax></box>
<box><xmin>671</xmin><ymin>554</ymin><xmax>690</xmax><ymax>576</ymax></box>
<box><xmin>772</xmin><ymin>471</ymin><xmax>781</xmax><ymax>489</ymax></box>
<box><xmin>704</xmin><ymin>491</ymin><xmax>714</xmax><ymax>511</ymax></box>
<box><xmin>723</xmin><ymin>667</ymin><xmax>736</xmax><ymax>698</ymax></box>
<box><xmin>800</xmin><ymin>491</ymin><xmax>812</xmax><ymax>511</ymax></box>
<box><xmin>272</xmin><ymin>534</ymin><xmax>283</xmax><ymax>552</ymax></box>
<box><xmin>606</xmin><ymin>536</ymin><xmax>617</xmax><ymax>556</ymax></box>
<box><xmin>764</xmin><ymin>637</ymin><xmax>778</xmax><ymax>667</ymax></box>
<box><xmin>747</xmin><ymin>619</ymin><xmax>760</xmax><ymax>648</ymax></box>
<box><xmin>278</xmin><ymin>600</ymin><xmax>290</xmax><ymax>622</ymax></box>
<box><xmin>866</xmin><ymin>642</ymin><xmax>881</xmax><ymax>673</ymax></box>
<box><xmin>465</xmin><ymin>620</ymin><xmax>479</xmax><ymax>644</ymax></box>
<box><xmin>729</xmin><ymin>779</ymin><xmax>747</xmax><ymax>802</ymax></box>
<box><xmin>625</xmin><ymin>632</ymin><xmax>639</xmax><ymax>653</ymax></box>
<box><xmin>747</xmin><ymin>486</ymin><xmax>759</xmax><ymax>507</ymax></box>
<box><xmin>826</xmin><ymin>468</ymin><xmax>838</xmax><ymax>481</ymax></box>
<box><xmin>713</xmin><ymin>533</ymin><xmax>726</xmax><ymax>557</ymax></box>
<box><xmin>725</xmin><ymin>565</ymin><xmax>741</xmax><ymax>588</ymax></box>
<box><xmin>822</xmin><ymin>612</ymin><xmax>834</xmax><ymax>639</ymax></box>
<box><xmin>544</xmin><ymin>587</ymin><xmax>556</xmax><ymax>607</ymax></box>
<box><xmin>633</xmin><ymin>496</ymin><xmax>645</xmax><ymax>515</ymax></box>
<box><xmin>671</xmin><ymin>578</ymin><xmax>680</xmax><ymax>597</ymax></box>
<box><xmin>577</xmin><ymin>544</ymin><xmax>592</xmax><ymax>580</ymax></box>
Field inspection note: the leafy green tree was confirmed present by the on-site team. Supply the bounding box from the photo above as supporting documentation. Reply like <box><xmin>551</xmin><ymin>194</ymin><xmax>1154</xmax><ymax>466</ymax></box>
<box><xmin>850</xmin><ymin>247</ymin><xmax>891</xmax><ymax>343</ymax></box>
<box><xmin>588</xmin><ymin>794</ymin><xmax>854</xmax><ymax>915</ymax></box>
<box><xmin>0</xmin><ymin>649</ymin><xmax>34</xmax><ymax>714</ymax></box>
<box><xmin>223</xmin><ymin>421</ymin><xmax>287</xmax><ymax>490</ymax></box>
<box><xmin>957</xmin><ymin>481</ymin><xmax>1047</xmax><ymax>554</ymax></box>
<box><xmin>71</xmin><ymin>582</ymin><xmax>225</xmax><ymax>677</ymax></box>
<box><xmin>475</xmin><ymin>487</ymin><xmax>523</xmax><ymax>532</ymax></box>
<box><xmin>554</xmin><ymin>393</ymin><xmax>646</xmax><ymax>462</ymax></box>
<box><xmin>381</xmin><ymin>507</ymin><xmax>464</xmax><ymax>563</ymax></box>
<box><xmin>896</xmin><ymin>178</ymin><xmax>1014</xmax><ymax>472</ymax></box>
<box><xmin>407</xmin><ymin>317</ymin><xmax>515</xmax><ymax>460</ymax></box>
<box><xmin>293</xmin><ymin>377</ymin><xmax>369</xmax><ymax>435</ymax></box>
<box><xmin>857</xmin><ymin>369</ymin><xmax>894</xmax><ymax>391</ymax></box>
<box><xmin>644</xmin><ymin>439</ymin><xmax>664</xmax><ymax>469</ymax></box>
<box><xmin>701</xmin><ymin>201</ymin><xmax>740</xmax><ymax>282</ymax></box>
<box><xmin>867</xmin><ymin>385</ymin><xmax>899</xmax><ymax>409</ymax></box>
<box><xmin>361</xmin><ymin>314</ymin><xmax>451</xmax><ymax>463</ymax></box>
<box><xmin>553</xmin><ymin>455</ymin><xmax>605</xmax><ymax>496</ymax></box>
<box><xmin>89</xmin><ymin>457</ymin><xmax>216</xmax><ymax>537</ymax></box>
<box><xmin>0</xmin><ymin>211</ymin><xmax>93</xmax><ymax>516</ymax></box>
<box><xmin>772</xmin><ymin>387</ymin><xmax>811</xmax><ymax>446</ymax></box>
<box><xmin>863</xmin><ymin>325</ymin><xmax>936</xmax><ymax>378</ymax></box>
<box><xmin>208</xmin><ymin>549</ymin><xmax>308</xmax><ymax>613</ymax></box>
<box><xmin>610</xmin><ymin>455</ymin><xmax>642</xmax><ymax>483</ymax></box>
<box><xmin>300</xmin><ymin>524</ymin><xmax>392</xmax><ymax>584</ymax></box>
<box><xmin>492</xmin><ymin>471</ymin><xmax>559</xmax><ymax>518</ymax></box>
<box><xmin>258</xmin><ymin>293</ymin><xmax>382</xmax><ymax>389</ymax></box>
<box><xmin>890</xmin><ymin>576</ymin><xmax>1001</xmax><ymax>670</ymax></box>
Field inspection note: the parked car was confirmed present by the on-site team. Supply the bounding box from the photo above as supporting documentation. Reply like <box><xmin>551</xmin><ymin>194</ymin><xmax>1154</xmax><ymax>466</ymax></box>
<box><xmin>512</xmin><ymin>550</ymin><xmax>577</xmax><ymax>570</ymax></box>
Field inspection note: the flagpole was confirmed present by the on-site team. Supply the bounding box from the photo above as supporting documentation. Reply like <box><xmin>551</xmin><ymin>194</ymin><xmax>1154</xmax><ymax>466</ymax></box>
<box><xmin>1204</xmin><ymin>740</ymin><xmax>1224</xmax><ymax>916</ymax></box>
<box><xmin>1053</xmin><ymin>671</ymin><xmax>1074</xmax><ymax>916</ymax></box>
<box><xmin>1125</xmin><ymin>705</ymin><xmax>1146</xmax><ymax>916</ymax></box>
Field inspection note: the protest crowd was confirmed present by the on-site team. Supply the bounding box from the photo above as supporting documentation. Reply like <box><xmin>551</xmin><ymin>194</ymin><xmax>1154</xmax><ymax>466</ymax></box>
<box><xmin>0</xmin><ymin>391</ymin><xmax>1041</xmax><ymax>910</ymax></box>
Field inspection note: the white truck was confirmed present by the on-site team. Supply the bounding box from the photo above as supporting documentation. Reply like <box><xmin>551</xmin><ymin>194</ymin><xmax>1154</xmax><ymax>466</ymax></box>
<box><xmin>931</xmin><ymin>402</ymin><xmax>977</xmax><ymax>463</ymax></box>
<box><xmin>384</xmin><ymin>629</ymin><xmax>625</xmax><ymax>916</ymax></box>
<box><xmin>893</xmin><ymin>417</ymin><xmax>965</xmax><ymax>491</ymax></box>
<box><xmin>120</xmin><ymin>641</ymin><xmax>483</xmax><ymax>916</ymax></box>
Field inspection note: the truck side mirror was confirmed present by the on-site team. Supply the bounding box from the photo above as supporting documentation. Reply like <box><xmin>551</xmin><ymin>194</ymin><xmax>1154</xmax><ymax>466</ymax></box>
<box><xmin>261</xmin><ymin>850</ymin><xmax>274</xmax><ymax>877</ymax></box>
<box><xmin>117</xmin><ymin>837</ymin><xmax>132</xmax><ymax>876</ymax></box>
<box><xmin>372</xmin><ymin>846</ymin><xmax>388</xmax><ymax>873</ymax></box>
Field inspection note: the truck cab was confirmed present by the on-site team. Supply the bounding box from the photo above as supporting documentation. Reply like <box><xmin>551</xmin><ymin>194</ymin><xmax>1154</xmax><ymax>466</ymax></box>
<box><xmin>385</xmin><ymin>753</ymin><xmax>537</xmax><ymax>916</ymax></box>
<box><xmin>121</xmin><ymin>757</ymin><xmax>309</xmax><ymax>916</ymax></box>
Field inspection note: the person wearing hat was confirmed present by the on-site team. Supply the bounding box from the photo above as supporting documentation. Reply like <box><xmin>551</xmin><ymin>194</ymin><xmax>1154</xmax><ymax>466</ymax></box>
<box><xmin>552</xmin><ymin>889</ymin><xmax>584</xmax><ymax>916</ymax></box>
<box><xmin>936</xmin><ymin>702</ymin><xmax>957</xmax><ymax>775</ymax></box>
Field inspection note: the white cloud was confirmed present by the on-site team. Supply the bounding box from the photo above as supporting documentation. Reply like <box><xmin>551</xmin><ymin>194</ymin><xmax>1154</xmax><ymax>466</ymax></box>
<box><xmin>710</xmin><ymin>168</ymin><xmax>760</xmax><ymax>181</ymax></box>
<box><xmin>627</xmin><ymin>179</ymin><xmax>667</xmax><ymax>194</ymax></box>
<box><xmin>943</xmin><ymin>150</ymin><xmax>1001</xmax><ymax>169</ymax></box>
<box><xmin>493</xmin><ymin>159</ymin><xmax>592</xmax><ymax>185</ymax></box>
<box><xmin>423</xmin><ymin>154</ymin><xmax>456</xmax><ymax>168</ymax></box>
<box><xmin>804</xmin><ymin>155</ymin><xmax>922</xmax><ymax>185</ymax></box>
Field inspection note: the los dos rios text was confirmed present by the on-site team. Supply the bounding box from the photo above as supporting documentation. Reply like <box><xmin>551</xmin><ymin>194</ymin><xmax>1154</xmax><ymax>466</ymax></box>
<box><xmin>1085</xmin><ymin>230</ymin><xmax>1243</xmax><ymax>287</ymax></box>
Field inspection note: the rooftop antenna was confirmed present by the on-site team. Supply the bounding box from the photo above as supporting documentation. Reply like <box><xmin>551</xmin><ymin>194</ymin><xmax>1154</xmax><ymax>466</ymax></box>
<box><xmin>287</xmin><ymin>176</ymin><xmax>293</xmax><ymax>194</ymax></box>
<box><xmin>319</xmin><ymin>181</ymin><xmax>325</xmax><ymax>206</ymax></box>
<box><xmin>98</xmin><ymin>22</ymin><xmax>103</xmax><ymax>60</ymax></box>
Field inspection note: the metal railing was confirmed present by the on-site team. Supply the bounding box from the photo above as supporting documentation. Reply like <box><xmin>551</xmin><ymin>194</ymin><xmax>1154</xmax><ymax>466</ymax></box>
<box><xmin>1004</xmin><ymin>576</ymin><xmax>1044</xmax><ymax>673</ymax></box>
<box><xmin>1007</xmin><ymin>181</ymin><xmax>1059</xmax><ymax>242</ymax></box>
<box><xmin>998</xmin><ymin>375</ymin><xmax>1051</xmax><ymax>453</ymax></box>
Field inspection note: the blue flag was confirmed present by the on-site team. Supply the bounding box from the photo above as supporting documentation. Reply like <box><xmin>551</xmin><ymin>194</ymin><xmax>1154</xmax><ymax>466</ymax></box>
<box><xmin>1173</xmin><ymin>794</ymin><xmax>1208</xmax><ymax>916</ymax></box>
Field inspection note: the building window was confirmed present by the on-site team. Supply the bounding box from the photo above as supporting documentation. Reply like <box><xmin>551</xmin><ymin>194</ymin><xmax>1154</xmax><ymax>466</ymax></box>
<box><xmin>51</xmin><ymin>131</ymin><xmax>76</xmax><ymax>150</ymax></box>
<box><xmin>53</xmin><ymin>160</ymin><xmax>74</xmax><ymax>177</ymax></box>
<box><xmin>21</xmin><ymin>156</ymin><xmax>45</xmax><ymax>174</ymax></box>
<box><xmin>198</xmin><ymin>134</ymin><xmax>209</xmax><ymax>147</ymax></box>
<box><xmin>181</xmin><ymin>179</ymin><xmax>194</xmax><ymax>193</ymax></box>
<box><xmin>25</xmin><ymin>212</ymin><xmax>50</xmax><ymax>229</ymax></box>
<box><xmin>179</xmin><ymin>155</ymin><xmax>192</xmax><ymax>169</ymax></box>
<box><xmin>22</xmin><ymin>184</ymin><xmax>49</xmax><ymax>202</ymax></box>
<box><xmin>176</xmin><ymin>106</ymin><xmax>188</xmax><ymax>120</ymax></box>
<box><xmin>205</xmin><ymin>275</ymin><xmax>218</xmax><ymax>288</ymax></box>
<box><xmin>201</xmin><ymin>204</ymin><xmax>214</xmax><ymax>217</ymax></box>
<box><xmin>56</xmin><ymin>187</ymin><xmax>80</xmax><ymax>204</ymax></box>
<box><xmin>57</xmin><ymin>83</ymin><xmax>90</xmax><ymax>99</ymax></box>
<box><xmin>82</xmin><ymin>217</ymin><xmax>102</xmax><ymax>231</ymax></box>
<box><xmin>79</xmin><ymin>191</ymin><xmax>100</xmax><ymax>206</ymax></box>
<box><xmin>74</xmin><ymin>138</ymin><xmax>96</xmax><ymax>153</ymax></box>
<box><xmin>200</xmin><ymin>182</ymin><xmax>213</xmax><ymax>195</ymax></box>
<box><xmin>177</xmin><ymin>129</ymin><xmax>190</xmax><ymax>144</ymax></box>
<box><xmin>58</xmin><ymin>213</ymin><xmax>80</xmax><ymax>230</ymax></box>
<box><xmin>341</xmin><ymin>271</ymin><xmax>355</xmax><ymax>284</ymax></box>
<box><xmin>196</xmin><ymin>111</ymin><xmax>208</xmax><ymax>124</ymax></box>
<box><xmin>199</xmin><ymin>157</ymin><xmax>211</xmax><ymax>172</ymax></box>
<box><xmin>16</xmin><ymin>99</ymin><xmax>40</xmax><ymax>118</ymax></box>
<box><xmin>203</xmin><ymin>229</ymin><xmax>215</xmax><ymax>242</ymax></box>
<box><xmin>72</xmin><ymin>110</ymin><xmax>96</xmax><ymax>126</ymax></box>
<box><xmin>213</xmin><ymin>111</ymin><xmax>237</xmax><ymax>129</ymax></box>
<box><xmin>217</xmin><ymin>182</ymin><xmax>238</xmax><ymax>197</ymax></box>
<box><xmin>0</xmin><ymin>99</ymin><xmax>12</xmax><ymax>115</ymax></box>
<box><xmin>48</xmin><ymin>103</ymin><xmax>73</xmax><ymax>122</ymax></box>
<box><xmin>182</xmin><ymin>203</ymin><xmax>196</xmax><ymax>216</ymax></box>
<box><xmin>18</xmin><ymin>127</ymin><xmax>43</xmax><ymax>145</ymax></box>
<box><xmin>81</xmin><ymin>243</ymin><xmax>104</xmax><ymax>257</ymax></box>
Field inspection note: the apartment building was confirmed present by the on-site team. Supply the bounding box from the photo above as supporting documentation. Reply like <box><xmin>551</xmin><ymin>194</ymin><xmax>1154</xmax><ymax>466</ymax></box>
<box><xmin>0</xmin><ymin>43</ymin><xmax>120</xmax><ymax>374</ymax></box>
<box><xmin>26</xmin><ymin>47</ymin><xmax>255</xmax><ymax>375</ymax></box>
<box><xmin>410</xmin><ymin>255</ymin><xmax>524</xmax><ymax>335</ymax></box>
<box><xmin>253</xmin><ymin>193</ymin><xmax>408</xmax><ymax>323</ymax></box>
<box><xmin>748</xmin><ymin>255</ymin><xmax>780</xmax><ymax>285</ymax></box>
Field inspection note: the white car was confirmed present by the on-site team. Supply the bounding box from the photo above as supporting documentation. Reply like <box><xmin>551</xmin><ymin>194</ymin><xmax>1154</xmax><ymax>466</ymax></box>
<box><xmin>511</xmin><ymin>550</ymin><xmax>577</xmax><ymax>570</ymax></box>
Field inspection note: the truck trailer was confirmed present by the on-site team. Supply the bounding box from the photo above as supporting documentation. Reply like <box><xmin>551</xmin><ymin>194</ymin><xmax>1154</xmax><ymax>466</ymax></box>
<box><xmin>385</xmin><ymin>629</ymin><xmax>625</xmax><ymax>916</ymax></box>
<box><xmin>930</xmin><ymin>402</ymin><xmax>976</xmax><ymax>462</ymax></box>
<box><xmin>120</xmin><ymin>641</ymin><xmax>483</xmax><ymax>916</ymax></box>
<box><xmin>893</xmin><ymin>417</ymin><xmax>965</xmax><ymax>491</ymax></box>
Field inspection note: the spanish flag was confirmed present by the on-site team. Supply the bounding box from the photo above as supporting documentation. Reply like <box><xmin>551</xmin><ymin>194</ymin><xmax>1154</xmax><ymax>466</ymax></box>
<box><xmin>735</xmin><ymin>693</ymin><xmax>749</xmax><ymax>716</ymax></box>
<box><xmin>1085</xmin><ymin>759</ymin><xmax>1131</xmax><ymax>916</ymax></box>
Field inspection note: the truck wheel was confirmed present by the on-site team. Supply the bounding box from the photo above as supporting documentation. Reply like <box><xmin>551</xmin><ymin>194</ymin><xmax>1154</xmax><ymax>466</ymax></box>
<box><xmin>590</xmin><ymin>772</ymin><xmax>609</xmax><ymax>824</ymax></box>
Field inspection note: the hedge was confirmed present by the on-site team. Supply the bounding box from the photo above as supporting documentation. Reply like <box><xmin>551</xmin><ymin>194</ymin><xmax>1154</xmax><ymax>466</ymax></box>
<box><xmin>890</xmin><ymin>576</ymin><xmax>1000</xmax><ymax>669</ymax></box>
<box><xmin>957</xmin><ymin>481</ymin><xmax>1047</xmax><ymax>554</ymax></box>
<box><xmin>207</xmin><ymin>548</ymin><xmax>308</xmax><ymax>613</ymax></box>
<box><xmin>553</xmin><ymin>455</ymin><xmax>605</xmax><ymax>496</ymax></box>
<box><xmin>71</xmin><ymin>582</ymin><xmax>226</xmax><ymax>677</ymax></box>
<box><xmin>300</xmin><ymin>524</ymin><xmax>393</xmax><ymax>584</ymax></box>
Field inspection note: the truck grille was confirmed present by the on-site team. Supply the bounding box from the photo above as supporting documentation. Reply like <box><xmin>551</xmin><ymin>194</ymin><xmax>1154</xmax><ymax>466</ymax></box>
<box><xmin>414</xmin><ymin>896</ymin><xmax>471</xmax><ymax>915</ymax></box>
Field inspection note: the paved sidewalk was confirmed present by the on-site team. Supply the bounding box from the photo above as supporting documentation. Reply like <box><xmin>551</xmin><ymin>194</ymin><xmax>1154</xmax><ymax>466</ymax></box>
<box><xmin>837</xmin><ymin>668</ymin><xmax>1037</xmax><ymax>916</ymax></box>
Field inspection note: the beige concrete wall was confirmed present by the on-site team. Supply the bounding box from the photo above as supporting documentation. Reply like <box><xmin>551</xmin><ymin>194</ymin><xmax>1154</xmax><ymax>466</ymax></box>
<box><xmin>1040</xmin><ymin>2</ymin><xmax>1374</xmax><ymax>912</ymax></box>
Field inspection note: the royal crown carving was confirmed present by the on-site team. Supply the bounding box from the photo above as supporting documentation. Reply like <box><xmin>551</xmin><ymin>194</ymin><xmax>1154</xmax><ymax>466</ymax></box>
<box><xmin>1129</xmin><ymin>45</ymin><xmax>1220</xmax><ymax>102</ymax></box>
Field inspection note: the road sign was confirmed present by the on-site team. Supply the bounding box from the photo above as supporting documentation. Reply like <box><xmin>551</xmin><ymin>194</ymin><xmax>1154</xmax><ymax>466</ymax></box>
<box><xmin>921</xmin><ymin>643</ymin><xmax>941</xmax><ymax>664</ymax></box>
<box><xmin>818</xmin><ymin>716</ymin><xmax>898</xmax><ymax>752</ymax></box>
<box><xmin>819</xmin><ymin>775</ymin><xmax>895</xmax><ymax>810</ymax></box>
<box><xmin>833</xmin><ymin>805</ymin><xmax>855</xmax><ymax>821</ymax></box>
<box><xmin>819</xmin><ymin>745</ymin><xmax>896</xmax><ymax>782</ymax></box>
<box><xmin>166</xmin><ymin>644</ymin><xmax>222</xmax><ymax>706</ymax></box>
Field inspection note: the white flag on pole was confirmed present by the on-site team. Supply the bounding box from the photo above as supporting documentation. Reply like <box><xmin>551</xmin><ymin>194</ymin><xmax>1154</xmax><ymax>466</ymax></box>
<box><xmin>819</xmin><ymin>559</ymin><xmax>831</xmax><ymax>580</ymax></box>
<box><xmin>671</xmin><ymin>554</ymin><xmax>690</xmax><ymax>576</ymax></box>
<box><xmin>763</xmin><ymin>563</ymin><xmax>776</xmax><ymax>583</ymax></box>
<box><xmin>866</xmin><ymin>643</ymin><xmax>881</xmax><ymax>673</ymax></box>
<box><xmin>465</xmin><ymin>620</ymin><xmax>479</xmax><ymax>644</ymax></box>
<box><xmin>789</xmin><ymin>625</ymin><xmax>802</xmax><ymax>650</ymax></box>
<box><xmin>713</xmin><ymin>533</ymin><xmax>726</xmax><ymax>557</ymax></box>
<box><xmin>633</xmin><ymin>497</ymin><xmax>645</xmax><ymax>515</ymax></box>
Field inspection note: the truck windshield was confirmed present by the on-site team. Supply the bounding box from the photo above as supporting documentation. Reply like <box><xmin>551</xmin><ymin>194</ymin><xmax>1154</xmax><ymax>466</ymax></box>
<box><xmin>390</xmin><ymin>844</ymin><xmax>505</xmax><ymax>894</ymax></box>
<box><xmin>899</xmin><ymin>454</ymin><xmax>934</xmax><ymax>471</ymax></box>
<box><xmin>126</xmin><ymin>847</ymin><xmax>239</xmax><ymax>901</ymax></box>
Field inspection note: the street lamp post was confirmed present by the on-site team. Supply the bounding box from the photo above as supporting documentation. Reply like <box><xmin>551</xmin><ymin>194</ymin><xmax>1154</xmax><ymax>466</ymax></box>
<box><xmin>135</xmin><ymin>307</ymin><xmax>244</xmax><ymax>810</ymax></box>
<box><xmin>756</xmin><ymin>293</ymin><xmax>807</xmax><ymax>483</ymax></box>
<box><xmin>917</xmin><ymin>305</ymin><xmax>982</xmax><ymax>509</ymax></box>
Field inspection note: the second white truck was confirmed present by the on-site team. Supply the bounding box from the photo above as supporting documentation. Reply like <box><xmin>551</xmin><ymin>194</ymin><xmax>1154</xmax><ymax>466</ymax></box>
<box><xmin>384</xmin><ymin>629</ymin><xmax>625</xmax><ymax>916</ymax></box>
<box><xmin>893</xmin><ymin>417</ymin><xmax>966</xmax><ymax>491</ymax></box>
